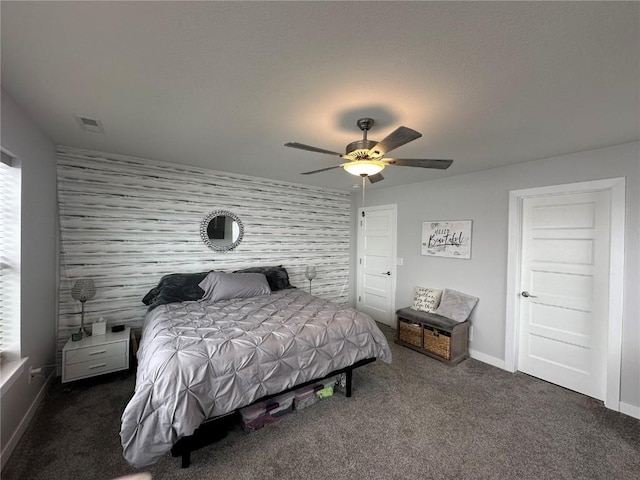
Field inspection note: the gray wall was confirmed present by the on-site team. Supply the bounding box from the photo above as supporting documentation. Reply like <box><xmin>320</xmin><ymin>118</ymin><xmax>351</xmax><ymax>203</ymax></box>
<box><xmin>352</xmin><ymin>141</ymin><xmax>639</xmax><ymax>411</ymax></box>
<box><xmin>57</xmin><ymin>146</ymin><xmax>351</xmax><ymax>361</ymax></box>
<box><xmin>0</xmin><ymin>88</ymin><xmax>58</xmax><ymax>463</ymax></box>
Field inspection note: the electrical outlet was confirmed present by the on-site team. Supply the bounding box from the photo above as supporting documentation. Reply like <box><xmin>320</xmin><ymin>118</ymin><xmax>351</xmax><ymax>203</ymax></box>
<box><xmin>396</xmin><ymin>257</ymin><xmax>403</xmax><ymax>266</ymax></box>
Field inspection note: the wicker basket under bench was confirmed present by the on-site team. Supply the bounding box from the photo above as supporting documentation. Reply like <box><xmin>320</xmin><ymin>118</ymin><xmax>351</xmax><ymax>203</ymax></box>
<box><xmin>394</xmin><ymin>307</ymin><xmax>470</xmax><ymax>365</ymax></box>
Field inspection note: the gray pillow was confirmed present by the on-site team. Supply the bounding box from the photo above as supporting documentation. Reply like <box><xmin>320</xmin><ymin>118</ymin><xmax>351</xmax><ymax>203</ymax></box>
<box><xmin>233</xmin><ymin>265</ymin><xmax>293</xmax><ymax>291</ymax></box>
<box><xmin>433</xmin><ymin>288</ymin><xmax>478</xmax><ymax>322</ymax></box>
<box><xmin>198</xmin><ymin>271</ymin><xmax>271</xmax><ymax>302</ymax></box>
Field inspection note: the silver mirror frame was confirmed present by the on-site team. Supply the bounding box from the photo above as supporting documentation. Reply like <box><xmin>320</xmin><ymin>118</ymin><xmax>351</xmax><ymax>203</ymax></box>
<box><xmin>200</xmin><ymin>210</ymin><xmax>244</xmax><ymax>252</ymax></box>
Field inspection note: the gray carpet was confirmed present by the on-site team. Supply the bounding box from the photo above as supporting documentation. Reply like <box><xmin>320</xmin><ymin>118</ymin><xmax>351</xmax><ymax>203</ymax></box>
<box><xmin>3</xmin><ymin>325</ymin><xmax>639</xmax><ymax>480</ymax></box>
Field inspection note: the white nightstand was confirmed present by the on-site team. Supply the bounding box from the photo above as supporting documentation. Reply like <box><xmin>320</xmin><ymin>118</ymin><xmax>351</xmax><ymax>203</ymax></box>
<box><xmin>62</xmin><ymin>327</ymin><xmax>130</xmax><ymax>383</ymax></box>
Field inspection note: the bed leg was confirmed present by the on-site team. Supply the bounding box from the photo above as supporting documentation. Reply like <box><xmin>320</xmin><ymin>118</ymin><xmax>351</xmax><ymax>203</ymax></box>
<box><xmin>345</xmin><ymin>369</ymin><xmax>353</xmax><ymax>397</ymax></box>
<box><xmin>181</xmin><ymin>451</ymin><xmax>191</xmax><ymax>468</ymax></box>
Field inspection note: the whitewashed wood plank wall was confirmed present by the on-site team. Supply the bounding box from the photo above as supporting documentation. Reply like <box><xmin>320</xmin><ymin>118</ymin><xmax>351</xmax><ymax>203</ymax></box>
<box><xmin>57</xmin><ymin>146</ymin><xmax>351</xmax><ymax>359</ymax></box>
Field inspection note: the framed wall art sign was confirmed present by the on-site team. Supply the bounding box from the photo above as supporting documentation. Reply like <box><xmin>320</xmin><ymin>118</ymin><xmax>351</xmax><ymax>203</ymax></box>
<box><xmin>421</xmin><ymin>220</ymin><xmax>472</xmax><ymax>259</ymax></box>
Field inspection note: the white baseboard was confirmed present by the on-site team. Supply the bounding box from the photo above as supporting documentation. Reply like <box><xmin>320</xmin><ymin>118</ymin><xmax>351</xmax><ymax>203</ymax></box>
<box><xmin>0</xmin><ymin>371</ymin><xmax>53</xmax><ymax>471</ymax></box>
<box><xmin>620</xmin><ymin>401</ymin><xmax>640</xmax><ymax>420</ymax></box>
<box><xmin>469</xmin><ymin>348</ymin><xmax>506</xmax><ymax>370</ymax></box>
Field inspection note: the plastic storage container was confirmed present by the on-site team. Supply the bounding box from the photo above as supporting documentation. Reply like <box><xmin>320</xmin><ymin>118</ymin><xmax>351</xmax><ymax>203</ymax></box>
<box><xmin>316</xmin><ymin>376</ymin><xmax>337</xmax><ymax>391</ymax></box>
<box><xmin>269</xmin><ymin>391</ymin><xmax>295</xmax><ymax>417</ymax></box>
<box><xmin>239</xmin><ymin>402</ymin><xmax>271</xmax><ymax>431</ymax></box>
<box><xmin>315</xmin><ymin>376</ymin><xmax>337</xmax><ymax>399</ymax></box>
<box><xmin>293</xmin><ymin>376</ymin><xmax>338</xmax><ymax>411</ymax></box>
<box><xmin>294</xmin><ymin>385</ymin><xmax>319</xmax><ymax>411</ymax></box>
<box><xmin>240</xmin><ymin>391</ymin><xmax>296</xmax><ymax>431</ymax></box>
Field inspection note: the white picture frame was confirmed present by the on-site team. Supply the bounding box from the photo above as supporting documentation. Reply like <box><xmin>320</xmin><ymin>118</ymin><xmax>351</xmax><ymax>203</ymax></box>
<box><xmin>421</xmin><ymin>220</ymin><xmax>472</xmax><ymax>259</ymax></box>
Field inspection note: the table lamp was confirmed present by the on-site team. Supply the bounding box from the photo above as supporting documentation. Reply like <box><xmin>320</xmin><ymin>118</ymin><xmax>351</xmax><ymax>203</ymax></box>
<box><xmin>71</xmin><ymin>278</ymin><xmax>96</xmax><ymax>338</ymax></box>
<box><xmin>304</xmin><ymin>266</ymin><xmax>317</xmax><ymax>294</ymax></box>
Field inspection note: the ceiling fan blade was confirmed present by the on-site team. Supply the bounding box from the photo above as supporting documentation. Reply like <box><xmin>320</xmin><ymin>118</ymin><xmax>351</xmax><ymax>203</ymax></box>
<box><xmin>368</xmin><ymin>173</ymin><xmax>385</xmax><ymax>184</ymax></box>
<box><xmin>300</xmin><ymin>164</ymin><xmax>344</xmax><ymax>175</ymax></box>
<box><xmin>369</xmin><ymin>126</ymin><xmax>422</xmax><ymax>156</ymax></box>
<box><xmin>285</xmin><ymin>142</ymin><xmax>344</xmax><ymax>157</ymax></box>
<box><xmin>384</xmin><ymin>158</ymin><xmax>453</xmax><ymax>169</ymax></box>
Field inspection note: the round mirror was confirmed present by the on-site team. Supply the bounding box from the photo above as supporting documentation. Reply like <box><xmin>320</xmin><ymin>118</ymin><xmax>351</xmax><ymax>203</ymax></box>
<box><xmin>200</xmin><ymin>210</ymin><xmax>244</xmax><ymax>252</ymax></box>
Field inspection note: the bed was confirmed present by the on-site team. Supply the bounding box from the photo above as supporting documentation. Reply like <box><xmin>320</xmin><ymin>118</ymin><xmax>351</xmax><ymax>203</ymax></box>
<box><xmin>120</xmin><ymin>268</ymin><xmax>392</xmax><ymax>467</ymax></box>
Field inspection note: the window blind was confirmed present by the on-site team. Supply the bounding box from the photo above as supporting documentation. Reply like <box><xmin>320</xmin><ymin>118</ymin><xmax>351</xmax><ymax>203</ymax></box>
<box><xmin>0</xmin><ymin>151</ymin><xmax>20</xmax><ymax>358</ymax></box>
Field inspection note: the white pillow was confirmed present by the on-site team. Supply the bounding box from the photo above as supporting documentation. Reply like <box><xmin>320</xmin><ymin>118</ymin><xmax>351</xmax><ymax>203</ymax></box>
<box><xmin>411</xmin><ymin>287</ymin><xmax>443</xmax><ymax>313</ymax></box>
<box><xmin>433</xmin><ymin>288</ymin><xmax>478</xmax><ymax>322</ymax></box>
<box><xmin>198</xmin><ymin>271</ymin><xmax>270</xmax><ymax>302</ymax></box>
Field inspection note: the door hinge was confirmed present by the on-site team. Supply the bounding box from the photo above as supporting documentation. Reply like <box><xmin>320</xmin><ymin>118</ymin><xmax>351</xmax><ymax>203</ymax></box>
<box><xmin>359</xmin><ymin>258</ymin><xmax>362</xmax><ymax>264</ymax></box>
<box><xmin>358</xmin><ymin>296</ymin><xmax>361</xmax><ymax>302</ymax></box>
<box><xmin>361</xmin><ymin>211</ymin><xmax>365</xmax><ymax>217</ymax></box>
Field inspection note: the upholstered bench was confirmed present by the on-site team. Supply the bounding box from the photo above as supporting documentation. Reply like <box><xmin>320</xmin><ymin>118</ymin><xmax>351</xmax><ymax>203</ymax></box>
<box><xmin>394</xmin><ymin>307</ymin><xmax>470</xmax><ymax>365</ymax></box>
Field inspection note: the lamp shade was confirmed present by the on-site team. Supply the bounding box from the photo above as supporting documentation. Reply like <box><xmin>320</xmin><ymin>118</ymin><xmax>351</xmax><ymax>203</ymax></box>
<box><xmin>343</xmin><ymin>160</ymin><xmax>385</xmax><ymax>177</ymax></box>
<box><xmin>305</xmin><ymin>266</ymin><xmax>317</xmax><ymax>281</ymax></box>
<box><xmin>71</xmin><ymin>278</ymin><xmax>96</xmax><ymax>302</ymax></box>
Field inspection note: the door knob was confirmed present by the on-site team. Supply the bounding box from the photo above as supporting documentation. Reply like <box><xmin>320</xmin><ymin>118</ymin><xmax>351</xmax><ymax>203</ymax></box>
<box><xmin>521</xmin><ymin>291</ymin><xmax>537</xmax><ymax>298</ymax></box>
<box><xmin>382</xmin><ymin>271</ymin><xmax>391</xmax><ymax>276</ymax></box>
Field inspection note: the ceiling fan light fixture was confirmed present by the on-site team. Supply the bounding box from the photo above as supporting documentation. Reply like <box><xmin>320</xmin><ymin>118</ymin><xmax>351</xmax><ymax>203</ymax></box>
<box><xmin>288</xmin><ymin>117</ymin><xmax>453</xmax><ymax>182</ymax></box>
<box><xmin>343</xmin><ymin>160</ymin><xmax>385</xmax><ymax>177</ymax></box>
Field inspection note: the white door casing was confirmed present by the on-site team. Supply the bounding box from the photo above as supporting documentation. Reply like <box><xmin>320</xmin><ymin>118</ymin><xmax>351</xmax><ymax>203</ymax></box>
<box><xmin>505</xmin><ymin>178</ymin><xmax>625</xmax><ymax>411</ymax></box>
<box><xmin>356</xmin><ymin>205</ymin><xmax>397</xmax><ymax>327</ymax></box>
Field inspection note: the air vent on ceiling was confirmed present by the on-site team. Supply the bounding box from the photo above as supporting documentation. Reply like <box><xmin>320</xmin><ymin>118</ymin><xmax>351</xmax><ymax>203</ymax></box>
<box><xmin>75</xmin><ymin>115</ymin><xmax>104</xmax><ymax>134</ymax></box>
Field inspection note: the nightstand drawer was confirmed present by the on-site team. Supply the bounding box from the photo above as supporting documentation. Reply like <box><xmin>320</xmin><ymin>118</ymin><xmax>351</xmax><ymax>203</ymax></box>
<box><xmin>65</xmin><ymin>354</ymin><xmax>128</xmax><ymax>381</ymax></box>
<box><xmin>62</xmin><ymin>327</ymin><xmax>131</xmax><ymax>383</ymax></box>
<box><xmin>65</xmin><ymin>341</ymin><xmax>127</xmax><ymax>365</ymax></box>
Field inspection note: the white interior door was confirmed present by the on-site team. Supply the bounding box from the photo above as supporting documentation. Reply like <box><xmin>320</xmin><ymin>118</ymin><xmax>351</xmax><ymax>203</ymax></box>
<box><xmin>357</xmin><ymin>205</ymin><xmax>396</xmax><ymax>327</ymax></box>
<box><xmin>518</xmin><ymin>190</ymin><xmax>611</xmax><ymax>400</ymax></box>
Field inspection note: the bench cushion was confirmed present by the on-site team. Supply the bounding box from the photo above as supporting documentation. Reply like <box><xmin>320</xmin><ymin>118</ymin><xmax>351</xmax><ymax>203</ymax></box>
<box><xmin>395</xmin><ymin>307</ymin><xmax>465</xmax><ymax>332</ymax></box>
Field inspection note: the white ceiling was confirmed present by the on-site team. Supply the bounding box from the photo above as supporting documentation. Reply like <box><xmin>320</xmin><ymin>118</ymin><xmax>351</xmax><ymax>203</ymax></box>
<box><xmin>2</xmin><ymin>1</ymin><xmax>638</xmax><ymax>191</ymax></box>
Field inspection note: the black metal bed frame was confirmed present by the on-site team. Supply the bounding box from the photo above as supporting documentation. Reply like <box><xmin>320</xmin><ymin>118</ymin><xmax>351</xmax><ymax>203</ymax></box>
<box><xmin>170</xmin><ymin>357</ymin><xmax>376</xmax><ymax>468</ymax></box>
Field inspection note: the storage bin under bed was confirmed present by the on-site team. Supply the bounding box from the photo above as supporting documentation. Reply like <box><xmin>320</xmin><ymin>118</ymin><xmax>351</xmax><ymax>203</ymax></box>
<box><xmin>239</xmin><ymin>391</ymin><xmax>295</xmax><ymax>431</ymax></box>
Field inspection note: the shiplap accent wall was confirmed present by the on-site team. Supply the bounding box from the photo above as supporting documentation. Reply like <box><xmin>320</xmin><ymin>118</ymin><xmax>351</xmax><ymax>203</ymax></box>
<box><xmin>57</xmin><ymin>146</ymin><xmax>351</xmax><ymax>357</ymax></box>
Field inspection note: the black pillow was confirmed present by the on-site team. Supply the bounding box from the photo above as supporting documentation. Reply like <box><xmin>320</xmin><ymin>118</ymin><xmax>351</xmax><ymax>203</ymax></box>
<box><xmin>233</xmin><ymin>265</ymin><xmax>294</xmax><ymax>291</ymax></box>
<box><xmin>142</xmin><ymin>272</ymin><xmax>209</xmax><ymax>310</ymax></box>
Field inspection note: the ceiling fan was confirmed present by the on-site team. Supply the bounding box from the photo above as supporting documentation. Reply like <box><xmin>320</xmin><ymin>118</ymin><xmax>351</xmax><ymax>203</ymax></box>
<box><xmin>285</xmin><ymin>118</ymin><xmax>452</xmax><ymax>183</ymax></box>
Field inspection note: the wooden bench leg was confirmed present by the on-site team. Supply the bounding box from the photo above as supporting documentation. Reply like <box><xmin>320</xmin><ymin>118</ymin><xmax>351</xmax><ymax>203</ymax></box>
<box><xmin>345</xmin><ymin>368</ymin><xmax>353</xmax><ymax>397</ymax></box>
<box><xmin>181</xmin><ymin>451</ymin><xmax>191</xmax><ymax>468</ymax></box>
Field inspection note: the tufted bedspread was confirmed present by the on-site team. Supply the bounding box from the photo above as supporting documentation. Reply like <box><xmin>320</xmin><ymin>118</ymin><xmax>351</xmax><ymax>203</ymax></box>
<box><xmin>120</xmin><ymin>288</ymin><xmax>391</xmax><ymax>467</ymax></box>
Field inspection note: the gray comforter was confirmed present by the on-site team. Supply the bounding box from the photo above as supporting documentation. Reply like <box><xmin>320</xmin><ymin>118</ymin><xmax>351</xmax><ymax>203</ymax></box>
<box><xmin>120</xmin><ymin>289</ymin><xmax>391</xmax><ymax>467</ymax></box>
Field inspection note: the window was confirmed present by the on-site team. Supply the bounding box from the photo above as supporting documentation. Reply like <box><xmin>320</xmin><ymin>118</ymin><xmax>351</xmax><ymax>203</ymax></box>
<box><xmin>0</xmin><ymin>150</ymin><xmax>21</xmax><ymax>361</ymax></box>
